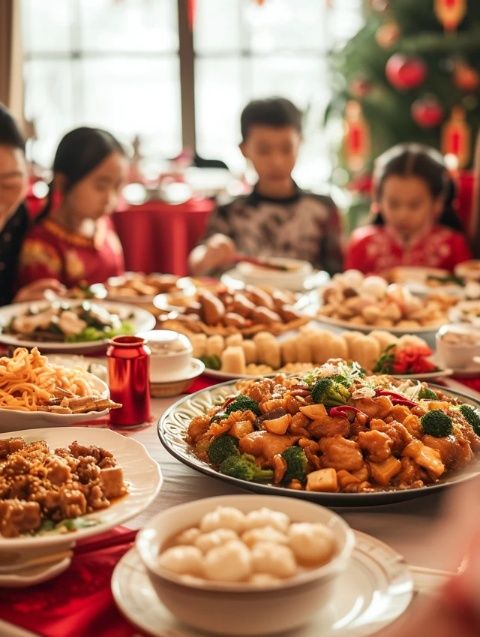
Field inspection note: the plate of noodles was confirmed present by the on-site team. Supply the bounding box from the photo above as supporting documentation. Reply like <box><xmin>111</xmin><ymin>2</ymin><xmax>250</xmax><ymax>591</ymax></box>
<box><xmin>0</xmin><ymin>348</ymin><xmax>120</xmax><ymax>430</ymax></box>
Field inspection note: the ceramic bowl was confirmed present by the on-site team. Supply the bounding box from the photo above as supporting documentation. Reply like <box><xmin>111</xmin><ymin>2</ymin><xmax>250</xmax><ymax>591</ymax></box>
<box><xmin>149</xmin><ymin>359</ymin><xmax>204</xmax><ymax>397</ymax></box>
<box><xmin>236</xmin><ymin>257</ymin><xmax>313</xmax><ymax>291</ymax></box>
<box><xmin>436</xmin><ymin>324</ymin><xmax>480</xmax><ymax>369</ymax></box>
<box><xmin>138</xmin><ymin>329</ymin><xmax>193</xmax><ymax>382</ymax></box>
<box><xmin>136</xmin><ymin>494</ymin><xmax>355</xmax><ymax>636</ymax></box>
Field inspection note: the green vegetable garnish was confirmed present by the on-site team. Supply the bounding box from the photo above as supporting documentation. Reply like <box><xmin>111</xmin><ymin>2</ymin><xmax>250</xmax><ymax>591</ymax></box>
<box><xmin>421</xmin><ymin>410</ymin><xmax>453</xmax><ymax>437</ymax></box>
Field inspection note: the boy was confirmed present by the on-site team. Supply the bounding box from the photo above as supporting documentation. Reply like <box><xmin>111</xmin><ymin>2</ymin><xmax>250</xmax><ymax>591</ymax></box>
<box><xmin>189</xmin><ymin>97</ymin><xmax>343</xmax><ymax>276</ymax></box>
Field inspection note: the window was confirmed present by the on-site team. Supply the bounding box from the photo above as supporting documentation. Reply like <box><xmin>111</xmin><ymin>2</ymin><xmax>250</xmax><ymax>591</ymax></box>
<box><xmin>22</xmin><ymin>0</ymin><xmax>363</xmax><ymax>187</ymax></box>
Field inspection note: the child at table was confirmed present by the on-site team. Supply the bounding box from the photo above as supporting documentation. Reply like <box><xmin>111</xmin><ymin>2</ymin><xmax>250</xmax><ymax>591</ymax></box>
<box><xmin>17</xmin><ymin>127</ymin><xmax>128</xmax><ymax>288</ymax></box>
<box><xmin>345</xmin><ymin>143</ymin><xmax>472</xmax><ymax>274</ymax></box>
<box><xmin>189</xmin><ymin>97</ymin><xmax>343</xmax><ymax>276</ymax></box>
<box><xmin>0</xmin><ymin>103</ymin><xmax>64</xmax><ymax>304</ymax></box>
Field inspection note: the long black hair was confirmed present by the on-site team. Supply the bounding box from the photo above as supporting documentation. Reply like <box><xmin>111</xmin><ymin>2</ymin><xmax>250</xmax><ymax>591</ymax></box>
<box><xmin>0</xmin><ymin>103</ymin><xmax>25</xmax><ymax>151</ymax></box>
<box><xmin>38</xmin><ymin>126</ymin><xmax>125</xmax><ymax>221</ymax></box>
<box><xmin>372</xmin><ymin>143</ymin><xmax>463</xmax><ymax>231</ymax></box>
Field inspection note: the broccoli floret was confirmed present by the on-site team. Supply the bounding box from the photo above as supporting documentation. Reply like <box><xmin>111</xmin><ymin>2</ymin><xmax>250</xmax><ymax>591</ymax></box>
<box><xmin>219</xmin><ymin>454</ymin><xmax>273</xmax><ymax>482</ymax></box>
<box><xmin>459</xmin><ymin>404</ymin><xmax>480</xmax><ymax>436</ymax></box>
<box><xmin>418</xmin><ymin>387</ymin><xmax>438</xmax><ymax>400</ymax></box>
<box><xmin>225</xmin><ymin>394</ymin><xmax>261</xmax><ymax>416</ymax></box>
<box><xmin>200</xmin><ymin>355</ymin><xmax>221</xmax><ymax>370</ymax></box>
<box><xmin>421</xmin><ymin>410</ymin><xmax>453</xmax><ymax>437</ymax></box>
<box><xmin>311</xmin><ymin>378</ymin><xmax>350</xmax><ymax>407</ymax></box>
<box><xmin>207</xmin><ymin>435</ymin><xmax>239</xmax><ymax>465</ymax></box>
<box><xmin>281</xmin><ymin>446</ymin><xmax>308</xmax><ymax>484</ymax></box>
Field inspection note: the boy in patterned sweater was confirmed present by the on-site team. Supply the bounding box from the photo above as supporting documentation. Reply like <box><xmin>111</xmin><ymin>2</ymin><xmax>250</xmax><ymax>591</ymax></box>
<box><xmin>189</xmin><ymin>97</ymin><xmax>343</xmax><ymax>276</ymax></box>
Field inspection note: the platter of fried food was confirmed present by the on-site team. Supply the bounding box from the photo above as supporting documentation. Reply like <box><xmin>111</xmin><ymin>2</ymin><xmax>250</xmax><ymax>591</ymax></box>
<box><xmin>385</xmin><ymin>266</ymin><xmax>480</xmax><ymax>301</ymax></box>
<box><xmin>192</xmin><ymin>326</ymin><xmax>449</xmax><ymax>381</ymax></box>
<box><xmin>156</xmin><ymin>284</ymin><xmax>309</xmax><ymax>337</ymax></box>
<box><xmin>0</xmin><ymin>426</ymin><xmax>162</xmax><ymax>547</ymax></box>
<box><xmin>317</xmin><ymin>270</ymin><xmax>450</xmax><ymax>334</ymax></box>
<box><xmin>159</xmin><ymin>359</ymin><xmax>480</xmax><ymax>505</ymax></box>
<box><xmin>98</xmin><ymin>272</ymin><xmax>196</xmax><ymax>304</ymax></box>
<box><xmin>0</xmin><ymin>347</ymin><xmax>120</xmax><ymax>429</ymax></box>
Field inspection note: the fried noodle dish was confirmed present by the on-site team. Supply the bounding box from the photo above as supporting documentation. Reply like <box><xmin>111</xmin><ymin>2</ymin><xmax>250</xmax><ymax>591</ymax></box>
<box><xmin>0</xmin><ymin>437</ymin><xmax>127</xmax><ymax>537</ymax></box>
<box><xmin>186</xmin><ymin>360</ymin><xmax>480</xmax><ymax>493</ymax></box>
<box><xmin>0</xmin><ymin>347</ymin><xmax>120</xmax><ymax>414</ymax></box>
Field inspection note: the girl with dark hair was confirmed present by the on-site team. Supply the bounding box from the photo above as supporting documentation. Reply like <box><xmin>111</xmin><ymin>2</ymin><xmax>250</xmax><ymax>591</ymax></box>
<box><xmin>0</xmin><ymin>103</ymin><xmax>64</xmax><ymax>304</ymax></box>
<box><xmin>18</xmin><ymin>127</ymin><xmax>128</xmax><ymax>288</ymax></box>
<box><xmin>345</xmin><ymin>143</ymin><xmax>472</xmax><ymax>274</ymax></box>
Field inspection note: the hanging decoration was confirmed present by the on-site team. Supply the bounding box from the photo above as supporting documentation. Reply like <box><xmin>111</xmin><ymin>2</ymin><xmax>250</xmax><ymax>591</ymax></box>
<box><xmin>349</xmin><ymin>76</ymin><xmax>372</xmax><ymax>98</ymax></box>
<box><xmin>385</xmin><ymin>54</ymin><xmax>427</xmax><ymax>90</ymax></box>
<box><xmin>411</xmin><ymin>95</ymin><xmax>444</xmax><ymax>128</ymax></box>
<box><xmin>343</xmin><ymin>101</ymin><xmax>370</xmax><ymax>173</ymax></box>
<box><xmin>453</xmin><ymin>59</ymin><xmax>480</xmax><ymax>92</ymax></box>
<box><xmin>375</xmin><ymin>21</ymin><xmax>400</xmax><ymax>49</ymax></box>
<box><xmin>442</xmin><ymin>106</ymin><xmax>471</xmax><ymax>168</ymax></box>
<box><xmin>434</xmin><ymin>0</ymin><xmax>467</xmax><ymax>32</ymax></box>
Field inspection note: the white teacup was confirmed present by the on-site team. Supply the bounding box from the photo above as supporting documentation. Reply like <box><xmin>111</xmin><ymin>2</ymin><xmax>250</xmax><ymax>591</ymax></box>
<box><xmin>436</xmin><ymin>324</ymin><xmax>480</xmax><ymax>370</ymax></box>
<box><xmin>138</xmin><ymin>330</ymin><xmax>193</xmax><ymax>382</ymax></box>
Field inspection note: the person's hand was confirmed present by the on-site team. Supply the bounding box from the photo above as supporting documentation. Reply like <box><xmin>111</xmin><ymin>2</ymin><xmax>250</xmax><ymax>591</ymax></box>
<box><xmin>14</xmin><ymin>279</ymin><xmax>67</xmax><ymax>302</ymax></box>
<box><xmin>190</xmin><ymin>233</ymin><xmax>237</xmax><ymax>276</ymax></box>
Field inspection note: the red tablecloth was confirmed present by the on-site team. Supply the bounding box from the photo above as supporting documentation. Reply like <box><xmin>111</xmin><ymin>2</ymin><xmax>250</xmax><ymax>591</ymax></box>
<box><xmin>112</xmin><ymin>198</ymin><xmax>215</xmax><ymax>276</ymax></box>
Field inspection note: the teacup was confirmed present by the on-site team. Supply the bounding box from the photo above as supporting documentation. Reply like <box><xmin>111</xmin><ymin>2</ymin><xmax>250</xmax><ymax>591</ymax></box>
<box><xmin>138</xmin><ymin>330</ymin><xmax>193</xmax><ymax>382</ymax></box>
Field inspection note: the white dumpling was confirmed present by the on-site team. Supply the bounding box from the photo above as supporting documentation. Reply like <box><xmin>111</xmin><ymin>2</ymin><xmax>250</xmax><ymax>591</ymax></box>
<box><xmin>200</xmin><ymin>506</ymin><xmax>247</xmax><ymax>533</ymax></box>
<box><xmin>361</xmin><ymin>276</ymin><xmax>388</xmax><ymax>299</ymax></box>
<box><xmin>157</xmin><ymin>545</ymin><xmax>203</xmax><ymax>576</ymax></box>
<box><xmin>195</xmin><ymin>528</ymin><xmax>238</xmax><ymax>553</ymax></box>
<box><xmin>251</xmin><ymin>542</ymin><xmax>297</xmax><ymax>578</ymax></box>
<box><xmin>249</xmin><ymin>573</ymin><xmax>282</xmax><ymax>586</ymax></box>
<box><xmin>203</xmin><ymin>540</ymin><xmax>252</xmax><ymax>582</ymax></box>
<box><xmin>174</xmin><ymin>527</ymin><xmax>202</xmax><ymax>546</ymax></box>
<box><xmin>244</xmin><ymin>507</ymin><xmax>290</xmax><ymax>533</ymax></box>
<box><xmin>242</xmin><ymin>526</ymin><xmax>288</xmax><ymax>548</ymax></box>
<box><xmin>288</xmin><ymin>523</ymin><xmax>336</xmax><ymax>566</ymax></box>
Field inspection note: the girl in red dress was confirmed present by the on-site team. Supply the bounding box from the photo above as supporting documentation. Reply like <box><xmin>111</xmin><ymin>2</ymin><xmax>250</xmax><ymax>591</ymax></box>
<box><xmin>18</xmin><ymin>127</ymin><xmax>128</xmax><ymax>288</ymax></box>
<box><xmin>345</xmin><ymin>144</ymin><xmax>472</xmax><ymax>274</ymax></box>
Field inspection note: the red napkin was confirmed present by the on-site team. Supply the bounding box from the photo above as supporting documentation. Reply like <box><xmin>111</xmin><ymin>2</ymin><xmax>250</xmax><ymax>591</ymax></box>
<box><xmin>452</xmin><ymin>376</ymin><xmax>480</xmax><ymax>393</ymax></box>
<box><xmin>0</xmin><ymin>527</ymin><xmax>146</xmax><ymax>637</ymax></box>
<box><xmin>186</xmin><ymin>374</ymin><xmax>220</xmax><ymax>393</ymax></box>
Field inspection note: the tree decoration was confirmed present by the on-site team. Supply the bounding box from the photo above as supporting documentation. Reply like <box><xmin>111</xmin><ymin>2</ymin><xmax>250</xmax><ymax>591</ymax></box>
<box><xmin>453</xmin><ymin>59</ymin><xmax>480</xmax><ymax>91</ymax></box>
<box><xmin>385</xmin><ymin>54</ymin><xmax>426</xmax><ymax>90</ymax></box>
<box><xmin>434</xmin><ymin>0</ymin><xmax>467</xmax><ymax>32</ymax></box>
<box><xmin>343</xmin><ymin>101</ymin><xmax>370</xmax><ymax>173</ymax></box>
<box><xmin>349</xmin><ymin>76</ymin><xmax>372</xmax><ymax>98</ymax></box>
<box><xmin>442</xmin><ymin>106</ymin><xmax>471</xmax><ymax>168</ymax></box>
<box><xmin>375</xmin><ymin>22</ymin><xmax>400</xmax><ymax>49</ymax></box>
<box><xmin>411</xmin><ymin>96</ymin><xmax>444</xmax><ymax>128</ymax></box>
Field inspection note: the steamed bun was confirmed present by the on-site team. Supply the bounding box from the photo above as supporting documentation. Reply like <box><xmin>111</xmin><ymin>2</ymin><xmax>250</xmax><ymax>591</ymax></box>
<box><xmin>288</xmin><ymin>523</ymin><xmax>336</xmax><ymax>565</ymax></box>
<box><xmin>203</xmin><ymin>540</ymin><xmax>252</xmax><ymax>582</ymax></box>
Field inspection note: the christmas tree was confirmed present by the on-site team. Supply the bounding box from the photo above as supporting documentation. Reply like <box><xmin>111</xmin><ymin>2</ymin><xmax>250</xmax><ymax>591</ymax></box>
<box><xmin>327</xmin><ymin>0</ymin><xmax>480</xmax><ymax>188</ymax></box>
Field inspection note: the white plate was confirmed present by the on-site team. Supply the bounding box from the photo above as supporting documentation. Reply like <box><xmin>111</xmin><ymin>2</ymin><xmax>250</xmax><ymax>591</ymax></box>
<box><xmin>112</xmin><ymin>531</ymin><xmax>413</xmax><ymax>637</ymax></box>
<box><xmin>222</xmin><ymin>268</ymin><xmax>330</xmax><ymax>293</ymax></box>
<box><xmin>102</xmin><ymin>274</ymin><xmax>196</xmax><ymax>305</ymax></box>
<box><xmin>158</xmin><ymin>380</ymin><xmax>480</xmax><ymax>506</ymax></box>
<box><xmin>0</xmin><ymin>300</ymin><xmax>156</xmax><ymax>352</ymax></box>
<box><xmin>0</xmin><ymin>427</ymin><xmax>162</xmax><ymax>549</ymax></box>
<box><xmin>0</xmin><ymin>554</ymin><xmax>72</xmax><ymax>588</ymax></box>
<box><xmin>152</xmin><ymin>358</ymin><xmax>205</xmax><ymax>383</ymax></box>
<box><xmin>315</xmin><ymin>314</ymin><xmax>443</xmax><ymax>337</ymax></box>
<box><xmin>448</xmin><ymin>300</ymin><xmax>480</xmax><ymax>327</ymax></box>
<box><xmin>0</xmin><ymin>371</ymin><xmax>110</xmax><ymax>431</ymax></box>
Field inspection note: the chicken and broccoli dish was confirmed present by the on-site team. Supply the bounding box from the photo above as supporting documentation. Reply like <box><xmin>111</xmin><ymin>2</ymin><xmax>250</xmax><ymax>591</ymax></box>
<box><xmin>186</xmin><ymin>360</ymin><xmax>480</xmax><ymax>493</ymax></box>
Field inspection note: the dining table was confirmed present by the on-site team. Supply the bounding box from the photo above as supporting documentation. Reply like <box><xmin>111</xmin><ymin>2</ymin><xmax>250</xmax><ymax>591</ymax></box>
<box><xmin>2</xmin><ymin>372</ymin><xmax>478</xmax><ymax>637</ymax></box>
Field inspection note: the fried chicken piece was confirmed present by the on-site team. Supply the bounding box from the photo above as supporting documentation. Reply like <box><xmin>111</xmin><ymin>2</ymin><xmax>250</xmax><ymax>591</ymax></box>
<box><xmin>238</xmin><ymin>431</ymin><xmax>299</xmax><ymax>464</ymax></box>
<box><xmin>403</xmin><ymin>440</ymin><xmax>445</xmax><ymax>479</ymax></box>
<box><xmin>370</xmin><ymin>419</ymin><xmax>412</xmax><ymax>455</ymax></box>
<box><xmin>351</xmin><ymin>396</ymin><xmax>394</xmax><ymax>419</ymax></box>
<box><xmin>308</xmin><ymin>415</ymin><xmax>350</xmax><ymax>438</ymax></box>
<box><xmin>0</xmin><ymin>438</ymin><xmax>25</xmax><ymax>459</ymax></box>
<box><xmin>318</xmin><ymin>436</ymin><xmax>364</xmax><ymax>472</ymax></box>
<box><xmin>422</xmin><ymin>434</ymin><xmax>473</xmax><ymax>471</ymax></box>
<box><xmin>0</xmin><ymin>499</ymin><xmax>41</xmax><ymax>537</ymax></box>
<box><xmin>358</xmin><ymin>430</ymin><xmax>392</xmax><ymax>462</ymax></box>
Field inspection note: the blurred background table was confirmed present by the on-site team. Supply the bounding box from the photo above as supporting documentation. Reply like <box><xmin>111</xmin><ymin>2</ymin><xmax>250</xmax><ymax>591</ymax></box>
<box><xmin>111</xmin><ymin>198</ymin><xmax>215</xmax><ymax>276</ymax></box>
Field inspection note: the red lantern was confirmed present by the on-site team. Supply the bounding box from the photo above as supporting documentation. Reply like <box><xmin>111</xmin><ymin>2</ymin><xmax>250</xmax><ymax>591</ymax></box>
<box><xmin>343</xmin><ymin>101</ymin><xmax>370</xmax><ymax>173</ymax></box>
<box><xmin>411</xmin><ymin>96</ymin><xmax>444</xmax><ymax>128</ymax></box>
<box><xmin>442</xmin><ymin>106</ymin><xmax>471</xmax><ymax>168</ymax></box>
<box><xmin>434</xmin><ymin>0</ymin><xmax>467</xmax><ymax>32</ymax></box>
<box><xmin>385</xmin><ymin>54</ymin><xmax>427</xmax><ymax>90</ymax></box>
<box><xmin>454</xmin><ymin>61</ymin><xmax>480</xmax><ymax>92</ymax></box>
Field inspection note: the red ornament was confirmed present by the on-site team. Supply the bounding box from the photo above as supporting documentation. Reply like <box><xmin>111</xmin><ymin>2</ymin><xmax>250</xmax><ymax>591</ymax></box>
<box><xmin>411</xmin><ymin>96</ymin><xmax>444</xmax><ymax>128</ymax></box>
<box><xmin>385</xmin><ymin>54</ymin><xmax>427</xmax><ymax>90</ymax></box>
<box><xmin>349</xmin><ymin>76</ymin><xmax>372</xmax><ymax>98</ymax></box>
<box><xmin>454</xmin><ymin>61</ymin><xmax>480</xmax><ymax>92</ymax></box>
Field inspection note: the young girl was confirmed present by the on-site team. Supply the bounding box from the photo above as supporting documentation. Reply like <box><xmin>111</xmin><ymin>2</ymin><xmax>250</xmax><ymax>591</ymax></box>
<box><xmin>18</xmin><ymin>127</ymin><xmax>128</xmax><ymax>288</ymax></box>
<box><xmin>0</xmin><ymin>103</ymin><xmax>64</xmax><ymax>304</ymax></box>
<box><xmin>345</xmin><ymin>144</ymin><xmax>472</xmax><ymax>274</ymax></box>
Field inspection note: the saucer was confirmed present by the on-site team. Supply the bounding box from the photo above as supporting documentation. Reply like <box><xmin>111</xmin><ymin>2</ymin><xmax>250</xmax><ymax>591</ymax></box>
<box><xmin>150</xmin><ymin>359</ymin><xmax>205</xmax><ymax>397</ymax></box>
<box><xmin>112</xmin><ymin>531</ymin><xmax>413</xmax><ymax>637</ymax></box>
<box><xmin>0</xmin><ymin>554</ymin><xmax>72</xmax><ymax>588</ymax></box>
